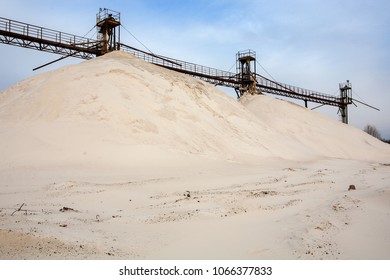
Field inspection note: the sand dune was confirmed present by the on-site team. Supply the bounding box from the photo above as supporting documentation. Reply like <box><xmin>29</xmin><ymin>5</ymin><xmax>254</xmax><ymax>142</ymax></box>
<box><xmin>0</xmin><ymin>51</ymin><xmax>389</xmax><ymax>259</ymax></box>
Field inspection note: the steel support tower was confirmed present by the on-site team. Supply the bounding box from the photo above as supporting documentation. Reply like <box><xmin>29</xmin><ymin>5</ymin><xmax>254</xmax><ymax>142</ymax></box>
<box><xmin>236</xmin><ymin>50</ymin><xmax>257</xmax><ymax>96</ymax></box>
<box><xmin>339</xmin><ymin>80</ymin><xmax>352</xmax><ymax>124</ymax></box>
<box><xmin>96</xmin><ymin>8</ymin><xmax>121</xmax><ymax>55</ymax></box>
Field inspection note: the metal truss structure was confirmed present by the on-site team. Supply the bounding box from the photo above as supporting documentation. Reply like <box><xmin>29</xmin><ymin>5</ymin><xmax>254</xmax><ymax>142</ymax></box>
<box><xmin>0</xmin><ymin>17</ymin><xmax>99</xmax><ymax>59</ymax></box>
<box><xmin>1</xmin><ymin>9</ymin><xmax>376</xmax><ymax>123</ymax></box>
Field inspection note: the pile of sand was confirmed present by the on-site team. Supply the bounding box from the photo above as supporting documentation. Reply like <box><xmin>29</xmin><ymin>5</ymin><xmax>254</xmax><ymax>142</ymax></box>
<box><xmin>0</xmin><ymin>51</ymin><xmax>389</xmax><ymax>260</ymax></box>
<box><xmin>0</xmin><ymin>51</ymin><xmax>387</xmax><ymax>172</ymax></box>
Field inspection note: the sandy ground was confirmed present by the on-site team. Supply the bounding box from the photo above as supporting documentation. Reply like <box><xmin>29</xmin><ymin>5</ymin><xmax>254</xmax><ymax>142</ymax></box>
<box><xmin>1</xmin><ymin>158</ymin><xmax>389</xmax><ymax>259</ymax></box>
<box><xmin>0</xmin><ymin>51</ymin><xmax>389</xmax><ymax>259</ymax></box>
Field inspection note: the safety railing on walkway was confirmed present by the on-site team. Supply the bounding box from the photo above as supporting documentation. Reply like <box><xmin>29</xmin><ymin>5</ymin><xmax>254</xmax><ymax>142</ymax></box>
<box><xmin>120</xmin><ymin>43</ymin><xmax>346</xmax><ymax>106</ymax></box>
<box><xmin>0</xmin><ymin>17</ymin><xmax>99</xmax><ymax>59</ymax></box>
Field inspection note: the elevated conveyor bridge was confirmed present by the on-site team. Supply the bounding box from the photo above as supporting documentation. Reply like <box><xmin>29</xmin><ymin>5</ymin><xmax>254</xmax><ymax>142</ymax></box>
<box><xmin>0</xmin><ymin>16</ymin><xmax>100</xmax><ymax>59</ymax></box>
<box><xmin>1</xmin><ymin>10</ymin><xmax>363</xmax><ymax>123</ymax></box>
<box><xmin>120</xmin><ymin>44</ymin><xmax>346</xmax><ymax>108</ymax></box>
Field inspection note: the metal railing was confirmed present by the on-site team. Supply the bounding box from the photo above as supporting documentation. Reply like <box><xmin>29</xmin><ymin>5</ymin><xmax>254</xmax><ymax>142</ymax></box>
<box><xmin>96</xmin><ymin>8</ymin><xmax>120</xmax><ymax>24</ymax></box>
<box><xmin>0</xmin><ymin>16</ymin><xmax>100</xmax><ymax>59</ymax></box>
<box><xmin>120</xmin><ymin>43</ymin><xmax>236</xmax><ymax>82</ymax></box>
<box><xmin>0</xmin><ymin>17</ymin><xmax>98</xmax><ymax>49</ymax></box>
<box><xmin>255</xmin><ymin>75</ymin><xmax>341</xmax><ymax>105</ymax></box>
<box><xmin>120</xmin><ymin>43</ymin><xmax>346</xmax><ymax>106</ymax></box>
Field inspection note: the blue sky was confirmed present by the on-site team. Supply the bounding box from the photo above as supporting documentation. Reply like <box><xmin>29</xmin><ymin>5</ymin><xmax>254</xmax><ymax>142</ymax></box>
<box><xmin>1</xmin><ymin>0</ymin><xmax>389</xmax><ymax>138</ymax></box>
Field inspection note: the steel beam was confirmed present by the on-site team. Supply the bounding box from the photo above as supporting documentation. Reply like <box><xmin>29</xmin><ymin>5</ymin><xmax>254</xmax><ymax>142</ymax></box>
<box><xmin>0</xmin><ymin>17</ymin><xmax>100</xmax><ymax>59</ymax></box>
